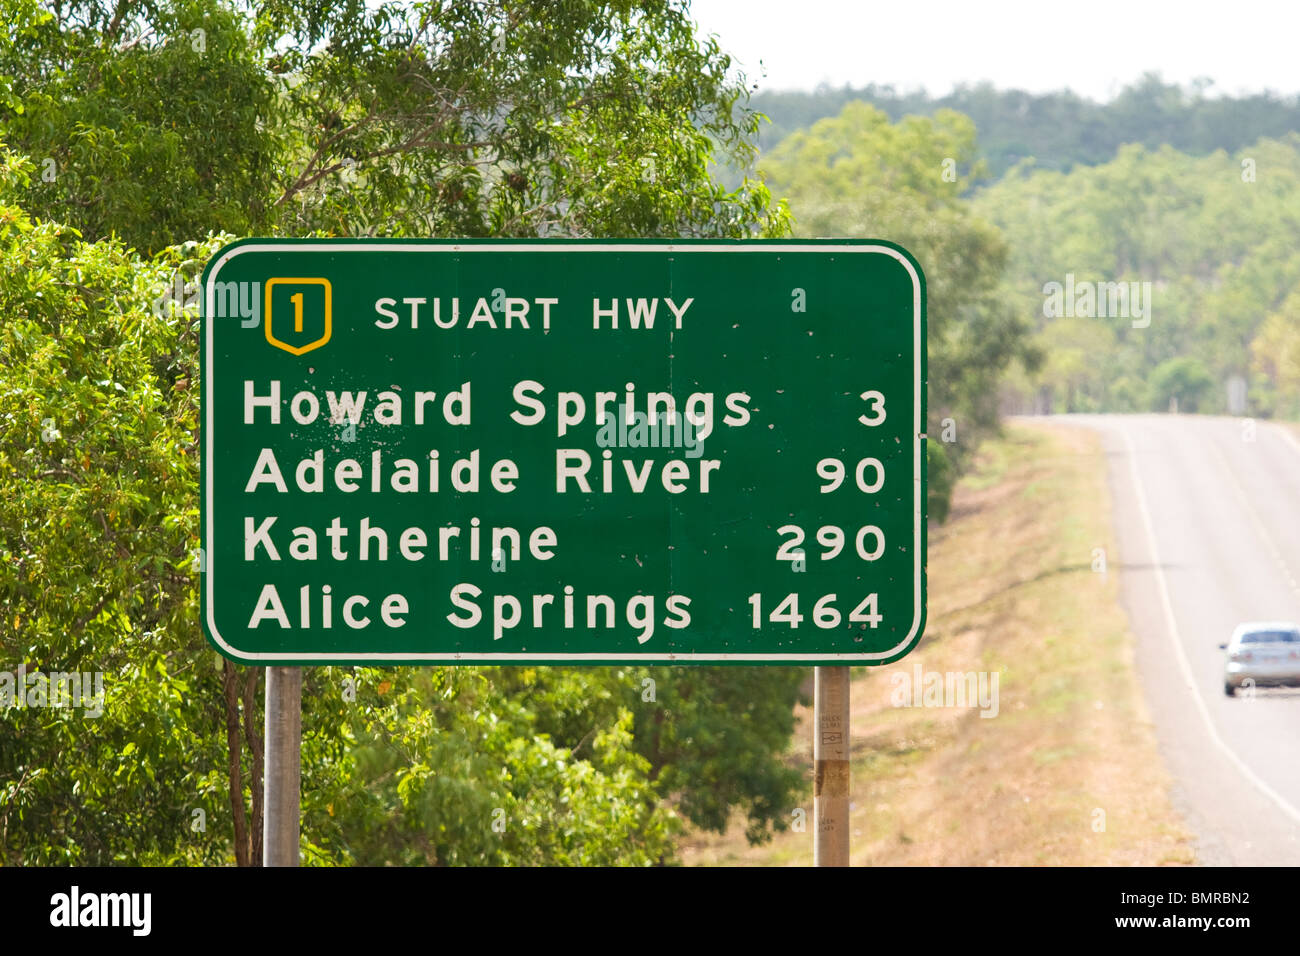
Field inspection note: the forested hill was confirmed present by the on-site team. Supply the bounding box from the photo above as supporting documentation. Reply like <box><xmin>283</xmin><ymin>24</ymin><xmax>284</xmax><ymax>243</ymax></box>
<box><xmin>753</xmin><ymin>74</ymin><xmax>1300</xmax><ymax>179</ymax></box>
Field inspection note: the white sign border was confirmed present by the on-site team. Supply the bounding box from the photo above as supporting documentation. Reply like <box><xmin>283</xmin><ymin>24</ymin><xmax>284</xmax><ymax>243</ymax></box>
<box><xmin>203</xmin><ymin>241</ymin><xmax>924</xmax><ymax>663</ymax></box>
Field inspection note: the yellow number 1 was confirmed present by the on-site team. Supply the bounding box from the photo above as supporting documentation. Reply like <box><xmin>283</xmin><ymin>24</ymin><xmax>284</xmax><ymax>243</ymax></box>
<box><xmin>291</xmin><ymin>292</ymin><xmax>304</xmax><ymax>332</ymax></box>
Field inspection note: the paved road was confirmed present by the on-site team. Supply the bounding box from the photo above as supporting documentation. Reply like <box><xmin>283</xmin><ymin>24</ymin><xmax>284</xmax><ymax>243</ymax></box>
<box><xmin>1039</xmin><ymin>414</ymin><xmax>1300</xmax><ymax>866</ymax></box>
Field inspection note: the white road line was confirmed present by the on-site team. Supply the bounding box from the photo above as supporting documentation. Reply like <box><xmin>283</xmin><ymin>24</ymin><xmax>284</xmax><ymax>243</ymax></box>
<box><xmin>1276</xmin><ymin>421</ymin><xmax>1300</xmax><ymax>458</ymax></box>
<box><xmin>1122</xmin><ymin>426</ymin><xmax>1300</xmax><ymax>827</ymax></box>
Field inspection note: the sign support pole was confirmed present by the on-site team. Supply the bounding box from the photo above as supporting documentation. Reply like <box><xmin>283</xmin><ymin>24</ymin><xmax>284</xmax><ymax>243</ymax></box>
<box><xmin>814</xmin><ymin>665</ymin><xmax>850</xmax><ymax>866</ymax></box>
<box><xmin>263</xmin><ymin>665</ymin><xmax>301</xmax><ymax>867</ymax></box>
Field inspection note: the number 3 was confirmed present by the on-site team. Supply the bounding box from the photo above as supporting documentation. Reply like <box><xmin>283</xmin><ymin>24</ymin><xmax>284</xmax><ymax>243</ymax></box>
<box><xmin>858</xmin><ymin>390</ymin><xmax>885</xmax><ymax>426</ymax></box>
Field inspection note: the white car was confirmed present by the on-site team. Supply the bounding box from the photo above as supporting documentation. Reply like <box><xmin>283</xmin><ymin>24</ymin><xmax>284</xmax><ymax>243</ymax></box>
<box><xmin>1221</xmin><ymin>622</ymin><xmax>1300</xmax><ymax>696</ymax></box>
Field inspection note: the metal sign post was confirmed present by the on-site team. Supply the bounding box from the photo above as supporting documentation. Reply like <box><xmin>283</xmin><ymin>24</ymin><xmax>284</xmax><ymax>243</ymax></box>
<box><xmin>814</xmin><ymin>665</ymin><xmax>850</xmax><ymax>866</ymax></box>
<box><xmin>263</xmin><ymin>666</ymin><xmax>301</xmax><ymax>867</ymax></box>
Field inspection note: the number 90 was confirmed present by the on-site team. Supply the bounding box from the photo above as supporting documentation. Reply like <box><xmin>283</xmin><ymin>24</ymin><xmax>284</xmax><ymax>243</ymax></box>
<box><xmin>817</xmin><ymin>457</ymin><xmax>884</xmax><ymax>494</ymax></box>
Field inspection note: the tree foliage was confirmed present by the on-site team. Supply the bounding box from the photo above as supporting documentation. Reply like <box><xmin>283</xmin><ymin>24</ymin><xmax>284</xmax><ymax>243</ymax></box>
<box><xmin>1251</xmin><ymin>288</ymin><xmax>1300</xmax><ymax>419</ymax></box>
<box><xmin>0</xmin><ymin>0</ymin><xmax>804</xmax><ymax>867</ymax></box>
<box><xmin>974</xmin><ymin>136</ymin><xmax>1300</xmax><ymax>415</ymax></box>
<box><xmin>2</xmin><ymin>0</ymin><xmax>788</xmax><ymax>253</ymax></box>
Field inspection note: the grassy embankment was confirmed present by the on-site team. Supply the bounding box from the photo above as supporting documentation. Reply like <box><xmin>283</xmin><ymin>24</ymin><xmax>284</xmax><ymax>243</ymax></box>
<box><xmin>681</xmin><ymin>421</ymin><xmax>1195</xmax><ymax>865</ymax></box>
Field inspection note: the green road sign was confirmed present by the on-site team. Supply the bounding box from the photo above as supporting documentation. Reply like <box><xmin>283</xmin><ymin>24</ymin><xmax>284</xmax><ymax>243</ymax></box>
<box><xmin>200</xmin><ymin>239</ymin><xmax>926</xmax><ymax>664</ymax></box>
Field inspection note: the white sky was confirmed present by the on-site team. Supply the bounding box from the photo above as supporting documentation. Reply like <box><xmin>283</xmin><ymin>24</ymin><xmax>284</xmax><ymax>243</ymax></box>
<box><xmin>685</xmin><ymin>0</ymin><xmax>1300</xmax><ymax>101</ymax></box>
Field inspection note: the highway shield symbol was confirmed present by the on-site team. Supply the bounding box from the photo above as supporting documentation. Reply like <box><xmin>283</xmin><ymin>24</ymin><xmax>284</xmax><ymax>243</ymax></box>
<box><xmin>265</xmin><ymin>277</ymin><xmax>332</xmax><ymax>355</ymax></box>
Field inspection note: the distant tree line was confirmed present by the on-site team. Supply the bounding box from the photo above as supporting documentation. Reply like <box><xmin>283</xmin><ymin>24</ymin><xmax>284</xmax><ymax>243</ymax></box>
<box><xmin>754</xmin><ymin>74</ymin><xmax>1300</xmax><ymax>181</ymax></box>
